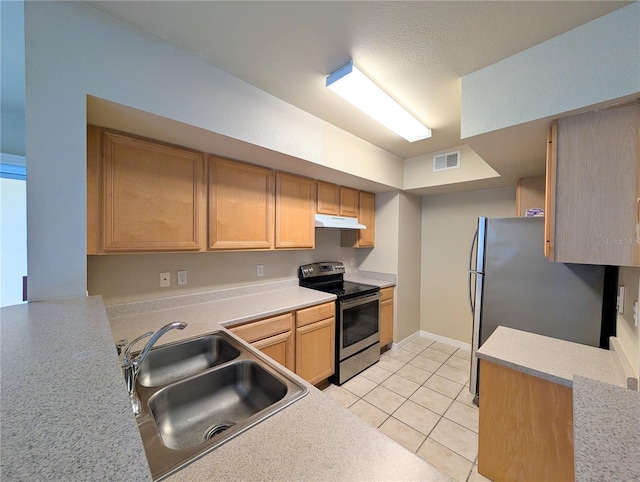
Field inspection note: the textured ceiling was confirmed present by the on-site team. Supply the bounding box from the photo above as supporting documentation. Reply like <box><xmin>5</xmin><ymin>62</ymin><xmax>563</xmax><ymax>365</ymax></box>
<box><xmin>86</xmin><ymin>0</ymin><xmax>629</xmax><ymax>165</ymax></box>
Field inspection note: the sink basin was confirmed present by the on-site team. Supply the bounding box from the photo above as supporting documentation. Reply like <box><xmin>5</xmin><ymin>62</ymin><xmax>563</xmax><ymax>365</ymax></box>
<box><xmin>137</xmin><ymin>333</ymin><xmax>240</xmax><ymax>387</ymax></box>
<box><xmin>132</xmin><ymin>330</ymin><xmax>307</xmax><ymax>480</ymax></box>
<box><xmin>149</xmin><ymin>360</ymin><xmax>288</xmax><ymax>450</ymax></box>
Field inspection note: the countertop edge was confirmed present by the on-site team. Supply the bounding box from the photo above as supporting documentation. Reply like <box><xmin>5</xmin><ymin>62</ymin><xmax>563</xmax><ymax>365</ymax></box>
<box><xmin>476</xmin><ymin>326</ymin><xmax>628</xmax><ymax>388</ymax></box>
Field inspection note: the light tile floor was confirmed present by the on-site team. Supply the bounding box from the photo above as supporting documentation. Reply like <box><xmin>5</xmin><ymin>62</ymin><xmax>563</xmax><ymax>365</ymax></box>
<box><xmin>323</xmin><ymin>336</ymin><xmax>492</xmax><ymax>482</ymax></box>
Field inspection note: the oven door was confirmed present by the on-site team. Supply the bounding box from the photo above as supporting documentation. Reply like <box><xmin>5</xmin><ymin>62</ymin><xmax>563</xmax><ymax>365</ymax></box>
<box><xmin>338</xmin><ymin>293</ymin><xmax>381</xmax><ymax>361</ymax></box>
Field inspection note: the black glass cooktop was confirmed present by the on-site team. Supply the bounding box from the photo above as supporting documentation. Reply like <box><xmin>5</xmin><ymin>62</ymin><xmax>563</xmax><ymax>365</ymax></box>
<box><xmin>306</xmin><ymin>280</ymin><xmax>379</xmax><ymax>299</ymax></box>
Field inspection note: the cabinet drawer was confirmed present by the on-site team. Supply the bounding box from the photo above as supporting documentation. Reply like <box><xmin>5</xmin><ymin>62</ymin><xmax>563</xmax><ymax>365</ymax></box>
<box><xmin>380</xmin><ymin>287</ymin><xmax>394</xmax><ymax>302</ymax></box>
<box><xmin>228</xmin><ymin>313</ymin><xmax>294</xmax><ymax>343</ymax></box>
<box><xmin>296</xmin><ymin>302</ymin><xmax>335</xmax><ymax>328</ymax></box>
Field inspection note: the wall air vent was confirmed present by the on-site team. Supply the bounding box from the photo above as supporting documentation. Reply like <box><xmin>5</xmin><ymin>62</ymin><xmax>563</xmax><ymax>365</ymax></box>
<box><xmin>433</xmin><ymin>151</ymin><xmax>461</xmax><ymax>172</ymax></box>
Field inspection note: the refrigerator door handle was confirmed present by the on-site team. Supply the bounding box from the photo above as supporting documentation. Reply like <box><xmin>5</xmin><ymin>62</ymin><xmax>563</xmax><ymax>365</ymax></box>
<box><xmin>468</xmin><ymin>229</ymin><xmax>479</xmax><ymax>315</ymax></box>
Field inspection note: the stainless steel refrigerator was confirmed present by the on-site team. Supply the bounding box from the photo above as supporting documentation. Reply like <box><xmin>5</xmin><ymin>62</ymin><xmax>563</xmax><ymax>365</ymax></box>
<box><xmin>468</xmin><ymin>217</ymin><xmax>617</xmax><ymax>402</ymax></box>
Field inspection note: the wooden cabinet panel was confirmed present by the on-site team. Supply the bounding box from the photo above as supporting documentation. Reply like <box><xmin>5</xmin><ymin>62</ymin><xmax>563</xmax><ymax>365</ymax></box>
<box><xmin>87</xmin><ymin>126</ymin><xmax>100</xmax><ymax>255</ymax></box>
<box><xmin>296</xmin><ymin>302</ymin><xmax>335</xmax><ymax>328</ymax></box>
<box><xmin>379</xmin><ymin>287</ymin><xmax>394</xmax><ymax>347</ymax></box>
<box><xmin>339</xmin><ymin>187</ymin><xmax>359</xmax><ymax>217</ymax></box>
<box><xmin>478</xmin><ymin>360</ymin><xmax>574</xmax><ymax>482</ymax></box>
<box><xmin>342</xmin><ymin>191</ymin><xmax>375</xmax><ymax>248</ymax></box>
<box><xmin>275</xmin><ymin>172</ymin><xmax>316</xmax><ymax>249</ymax></box>
<box><xmin>317</xmin><ymin>181</ymin><xmax>339</xmax><ymax>215</ymax></box>
<box><xmin>295</xmin><ymin>317</ymin><xmax>335</xmax><ymax>385</ymax></box>
<box><xmin>229</xmin><ymin>313</ymin><xmax>295</xmax><ymax>371</ymax></box>
<box><xmin>208</xmin><ymin>156</ymin><xmax>274</xmax><ymax>250</ymax></box>
<box><xmin>252</xmin><ymin>331</ymin><xmax>294</xmax><ymax>371</ymax></box>
<box><xmin>544</xmin><ymin>121</ymin><xmax>558</xmax><ymax>259</ymax></box>
<box><xmin>516</xmin><ymin>175</ymin><xmax>545</xmax><ymax>217</ymax></box>
<box><xmin>98</xmin><ymin>129</ymin><xmax>205</xmax><ymax>253</ymax></box>
<box><xmin>547</xmin><ymin>104</ymin><xmax>640</xmax><ymax>266</ymax></box>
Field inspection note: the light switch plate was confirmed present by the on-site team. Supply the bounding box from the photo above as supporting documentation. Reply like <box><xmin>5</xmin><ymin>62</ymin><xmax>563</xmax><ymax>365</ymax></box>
<box><xmin>617</xmin><ymin>286</ymin><xmax>625</xmax><ymax>314</ymax></box>
<box><xmin>160</xmin><ymin>272</ymin><xmax>170</xmax><ymax>287</ymax></box>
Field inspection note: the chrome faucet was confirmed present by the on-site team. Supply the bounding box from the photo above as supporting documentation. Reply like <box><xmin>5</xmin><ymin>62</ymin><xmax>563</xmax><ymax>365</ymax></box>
<box><xmin>120</xmin><ymin>321</ymin><xmax>187</xmax><ymax>415</ymax></box>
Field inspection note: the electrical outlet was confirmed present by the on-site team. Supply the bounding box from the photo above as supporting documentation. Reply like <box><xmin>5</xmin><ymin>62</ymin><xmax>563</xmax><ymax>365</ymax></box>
<box><xmin>177</xmin><ymin>270</ymin><xmax>187</xmax><ymax>286</ymax></box>
<box><xmin>634</xmin><ymin>301</ymin><xmax>638</xmax><ymax>328</ymax></box>
<box><xmin>350</xmin><ymin>257</ymin><xmax>356</xmax><ymax>266</ymax></box>
<box><xmin>257</xmin><ymin>264</ymin><xmax>264</xmax><ymax>277</ymax></box>
<box><xmin>160</xmin><ymin>272</ymin><xmax>170</xmax><ymax>287</ymax></box>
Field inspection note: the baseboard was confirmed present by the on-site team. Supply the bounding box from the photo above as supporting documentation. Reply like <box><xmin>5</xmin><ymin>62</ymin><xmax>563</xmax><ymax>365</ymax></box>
<box><xmin>393</xmin><ymin>330</ymin><xmax>471</xmax><ymax>352</ymax></box>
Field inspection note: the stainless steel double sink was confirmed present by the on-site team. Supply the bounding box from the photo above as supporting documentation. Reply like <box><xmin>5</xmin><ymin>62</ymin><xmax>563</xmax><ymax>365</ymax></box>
<box><xmin>130</xmin><ymin>330</ymin><xmax>308</xmax><ymax>480</ymax></box>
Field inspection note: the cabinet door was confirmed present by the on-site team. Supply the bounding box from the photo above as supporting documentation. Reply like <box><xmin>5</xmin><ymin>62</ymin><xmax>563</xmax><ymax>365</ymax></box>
<box><xmin>296</xmin><ymin>317</ymin><xmax>335</xmax><ymax>385</ymax></box>
<box><xmin>100</xmin><ymin>129</ymin><xmax>205</xmax><ymax>252</ymax></box>
<box><xmin>229</xmin><ymin>313</ymin><xmax>295</xmax><ymax>371</ymax></box>
<box><xmin>379</xmin><ymin>287</ymin><xmax>394</xmax><ymax>347</ymax></box>
<box><xmin>317</xmin><ymin>181</ymin><xmax>339</xmax><ymax>215</ymax></box>
<box><xmin>209</xmin><ymin>157</ymin><xmax>274</xmax><ymax>250</ymax></box>
<box><xmin>252</xmin><ymin>331</ymin><xmax>295</xmax><ymax>372</ymax></box>
<box><xmin>340</xmin><ymin>190</ymin><xmax>376</xmax><ymax>248</ymax></box>
<box><xmin>478</xmin><ymin>360</ymin><xmax>573</xmax><ymax>482</ymax></box>
<box><xmin>275</xmin><ymin>172</ymin><xmax>316</xmax><ymax>249</ymax></box>
<box><xmin>357</xmin><ymin>191</ymin><xmax>375</xmax><ymax>247</ymax></box>
<box><xmin>552</xmin><ymin>104</ymin><xmax>640</xmax><ymax>266</ymax></box>
<box><xmin>295</xmin><ymin>302</ymin><xmax>335</xmax><ymax>385</ymax></box>
<box><xmin>339</xmin><ymin>187</ymin><xmax>359</xmax><ymax>217</ymax></box>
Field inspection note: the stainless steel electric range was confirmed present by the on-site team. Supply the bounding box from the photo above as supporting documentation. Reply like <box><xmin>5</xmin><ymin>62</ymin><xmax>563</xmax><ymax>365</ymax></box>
<box><xmin>299</xmin><ymin>262</ymin><xmax>381</xmax><ymax>385</ymax></box>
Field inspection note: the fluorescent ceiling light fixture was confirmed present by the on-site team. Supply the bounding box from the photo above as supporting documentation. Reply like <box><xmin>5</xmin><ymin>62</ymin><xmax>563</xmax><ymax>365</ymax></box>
<box><xmin>326</xmin><ymin>61</ymin><xmax>431</xmax><ymax>142</ymax></box>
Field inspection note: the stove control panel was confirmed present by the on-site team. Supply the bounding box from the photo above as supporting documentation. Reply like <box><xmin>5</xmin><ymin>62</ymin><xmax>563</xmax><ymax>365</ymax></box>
<box><xmin>299</xmin><ymin>262</ymin><xmax>345</xmax><ymax>279</ymax></box>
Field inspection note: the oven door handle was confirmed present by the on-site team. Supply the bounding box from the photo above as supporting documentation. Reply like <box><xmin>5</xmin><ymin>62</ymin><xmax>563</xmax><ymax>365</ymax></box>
<box><xmin>339</xmin><ymin>292</ymin><xmax>381</xmax><ymax>309</ymax></box>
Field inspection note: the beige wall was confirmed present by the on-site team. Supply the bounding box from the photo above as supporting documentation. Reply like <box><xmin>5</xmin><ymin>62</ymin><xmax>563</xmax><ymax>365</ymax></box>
<box><xmin>24</xmin><ymin>2</ymin><xmax>401</xmax><ymax>301</ymax></box>
<box><xmin>616</xmin><ymin>267</ymin><xmax>640</xmax><ymax>377</ymax></box>
<box><xmin>396</xmin><ymin>192</ymin><xmax>423</xmax><ymax>342</ymax></box>
<box><xmin>421</xmin><ymin>187</ymin><xmax>516</xmax><ymax>343</ymax></box>
<box><xmin>404</xmin><ymin>144</ymin><xmax>499</xmax><ymax>190</ymax></box>
<box><xmin>88</xmin><ymin>228</ymin><xmax>358</xmax><ymax>305</ymax></box>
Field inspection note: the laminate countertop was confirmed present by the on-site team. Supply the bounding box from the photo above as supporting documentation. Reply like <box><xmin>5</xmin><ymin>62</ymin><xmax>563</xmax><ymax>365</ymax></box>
<box><xmin>2</xmin><ymin>277</ymin><xmax>450</xmax><ymax>481</ymax></box>
<box><xmin>573</xmin><ymin>376</ymin><xmax>640</xmax><ymax>482</ymax></box>
<box><xmin>476</xmin><ymin>326</ymin><xmax>636</xmax><ymax>389</ymax></box>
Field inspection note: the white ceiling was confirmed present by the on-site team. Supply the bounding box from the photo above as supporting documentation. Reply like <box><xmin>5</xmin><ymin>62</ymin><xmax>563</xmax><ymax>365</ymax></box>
<box><xmin>4</xmin><ymin>2</ymin><xmax>631</xmax><ymax>192</ymax></box>
<box><xmin>86</xmin><ymin>1</ymin><xmax>629</xmax><ymax>164</ymax></box>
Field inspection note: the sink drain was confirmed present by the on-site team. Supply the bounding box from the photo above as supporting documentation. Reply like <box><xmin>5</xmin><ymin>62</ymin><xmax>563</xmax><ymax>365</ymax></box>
<box><xmin>203</xmin><ymin>421</ymin><xmax>235</xmax><ymax>441</ymax></box>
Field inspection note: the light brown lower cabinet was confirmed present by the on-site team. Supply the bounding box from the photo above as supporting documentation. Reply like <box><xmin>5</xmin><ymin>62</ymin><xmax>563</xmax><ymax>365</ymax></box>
<box><xmin>295</xmin><ymin>302</ymin><xmax>335</xmax><ymax>385</ymax></box>
<box><xmin>379</xmin><ymin>287</ymin><xmax>394</xmax><ymax>347</ymax></box>
<box><xmin>229</xmin><ymin>302</ymin><xmax>335</xmax><ymax>385</ymax></box>
<box><xmin>228</xmin><ymin>313</ymin><xmax>295</xmax><ymax>372</ymax></box>
<box><xmin>478</xmin><ymin>360</ymin><xmax>574</xmax><ymax>482</ymax></box>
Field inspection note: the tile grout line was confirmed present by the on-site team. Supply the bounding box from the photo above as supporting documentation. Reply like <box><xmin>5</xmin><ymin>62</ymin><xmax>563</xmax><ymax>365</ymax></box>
<box><xmin>331</xmin><ymin>341</ymin><xmax>478</xmax><ymax>478</ymax></box>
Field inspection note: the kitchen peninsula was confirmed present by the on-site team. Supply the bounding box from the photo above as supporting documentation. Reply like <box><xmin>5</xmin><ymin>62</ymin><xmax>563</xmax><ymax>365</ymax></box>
<box><xmin>476</xmin><ymin>326</ymin><xmax>639</xmax><ymax>482</ymax></box>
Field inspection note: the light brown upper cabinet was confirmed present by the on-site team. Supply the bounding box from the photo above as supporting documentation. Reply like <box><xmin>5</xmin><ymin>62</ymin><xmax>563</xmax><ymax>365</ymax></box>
<box><xmin>516</xmin><ymin>176</ymin><xmax>545</xmax><ymax>217</ymax></box>
<box><xmin>87</xmin><ymin>126</ymin><xmax>205</xmax><ymax>254</ymax></box>
<box><xmin>545</xmin><ymin>103</ymin><xmax>640</xmax><ymax>266</ymax></box>
<box><xmin>341</xmin><ymin>190</ymin><xmax>376</xmax><ymax>248</ymax></box>
<box><xmin>275</xmin><ymin>172</ymin><xmax>316</xmax><ymax>249</ymax></box>
<box><xmin>208</xmin><ymin>156</ymin><xmax>274</xmax><ymax>250</ymax></box>
<box><xmin>317</xmin><ymin>181</ymin><xmax>339</xmax><ymax>215</ymax></box>
<box><xmin>339</xmin><ymin>187</ymin><xmax>359</xmax><ymax>217</ymax></box>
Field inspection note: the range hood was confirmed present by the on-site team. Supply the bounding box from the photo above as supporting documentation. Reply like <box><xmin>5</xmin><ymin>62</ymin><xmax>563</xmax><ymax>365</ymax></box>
<box><xmin>314</xmin><ymin>214</ymin><xmax>366</xmax><ymax>229</ymax></box>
